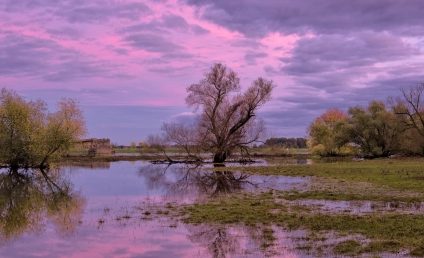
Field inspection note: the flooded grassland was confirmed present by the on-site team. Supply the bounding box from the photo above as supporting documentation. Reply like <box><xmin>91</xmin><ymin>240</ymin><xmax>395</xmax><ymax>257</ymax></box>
<box><xmin>0</xmin><ymin>158</ymin><xmax>423</xmax><ymax>257</ymax></box>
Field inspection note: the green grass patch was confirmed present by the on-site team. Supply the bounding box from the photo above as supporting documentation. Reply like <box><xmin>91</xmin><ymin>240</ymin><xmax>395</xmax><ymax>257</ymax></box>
<box><xmin>279</xmin><ymin>190</ymin><xmax>423</xmax><ymax>203</ymax></box>
<box><xmin>182</xmin><ymin>193</ymin><xmax>424</xmax><ymax>256</ymax></box>
<box><xmin>333</xmin><ymin>240</ymin><xmax>362</xmax><ymax>256</ymax></box>
<box><xmin>362</xmin><ymin>240</ymin><xmax>402</xmax><ymax>254</ymax></box>
<box><xmin>217</xmin><ymin>159</ymin><xmax>424</xmax><ymax>192</ymax></box>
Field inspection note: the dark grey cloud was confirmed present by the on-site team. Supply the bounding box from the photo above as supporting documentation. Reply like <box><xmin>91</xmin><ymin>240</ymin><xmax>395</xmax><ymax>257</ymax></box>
<box><xmin>230</xmin><ymin>38</ymin><xmax>263</xmax><ymax>49</ymax></box>
<box><xmin>264</xmin><ymin>32</ymin><xmax>424</xmax><ymax>95</ymax></box>
<box><xmin>42</xmin><ymin>60</ymin><xmax>115</xmax><ymax>82</ymax></box>
<box><xmin>0</xmin><ymin>34</ymin><xmax>53</xmax><ymax>76</ymax></box>
<box><xmin>244</xmin><ymin>51</ymin><xmax>267</xmax><ymax>65</ymax></box>
<box><xmin>124</xmin><ymin>33</ymin><xmax>182</xmax><ymax>53</ymax></box>
<box><xmin>57</xmin><ymin>2</ymin><xmax>149</xmax><ymax>23</ymax></box>
<box><xmin>185</xmin><ymin>0</ymin><xmax>424</xmax><ymax>37</ymax></box>
<box><xmin>122</xmin><ymin>14</ymin><xmax>209</xmax><ymax>35</ymax></box>
<box><xmin>283</xmin><ymin>33</ymin><xmax>418</xmax><ymax>76</ymax></box>
<box><xmin>162</xmin><ymin>14</ymin><xmax>190</xmax><ymax>29</ymax></box>
<box><xmin>46</xmin><ymin>27</ymin><xmax>82</xmax><ymax>39</ymax></box>
<box><xmin>366</xmin><ymin>75</ymin><xmax>424</xmax><ymax>98</ymax></box>
<box><xmin>191</xmin><ymin>24</ymin><xmax>209</xmax><ymax>35</ymax></box>
<box><xmin>275</xmin><ymin>31</ymin><xmax>423</xmax><ymax>98</ymax></box>
<box><xmin>120</xmin><ymin>13</ymin><xmax>208</xmax><ymax>60</ymax></box>
<box><xmin>120</xmin><ymin>13</ymin><xmax>209</xmax><ymax>68</ymax></box>
<box><xmin>161</xmin><ymin>14</ymin><xmax>209</xmax><ymax>34</ymax></box>
<box><xmin>0</xmin><ymin>33</ymin><xmax>124</xmax><ymax>81</ymax></box>
<box><xmin>0</xmin><ymin>0</ymin><xmax>150</xmax><ymax>23</ymax></box>
<box><xmin>261</xmin><ymin>72</ymin><xmax>424</xmax><ymax>138</ymax></box>
<box><xmin>260</xmin><ymin>96</ymin><xmax>359</xmax><ymax>137</ymax></box>
<box><xmin>146</xmin><ymin>64</ymin><xmax>195</xmax><ymax>76</ymax></box>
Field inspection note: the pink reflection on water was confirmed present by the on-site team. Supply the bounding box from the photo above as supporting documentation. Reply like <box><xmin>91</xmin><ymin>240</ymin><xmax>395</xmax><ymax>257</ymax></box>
<box><xmin>0</xmin><ymin>161</ymin><xmax>311</xmax><ymax>257</ymax></box>
<box><xmin>0</xmin><ymin>211</ymin><xmax>306</xmax><ymax>258</ymax></box>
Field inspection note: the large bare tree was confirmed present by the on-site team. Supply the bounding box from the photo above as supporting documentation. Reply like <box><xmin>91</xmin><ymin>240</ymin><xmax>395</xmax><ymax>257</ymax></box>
<box><xmin>394</xmin><ymin>84</ymin><xmax>424</xmax><ymax>137</ymax></box>
<box><xmin>180</xmin><ymin>63</ymin><xmax>273</xmax><ymax>163</ymax></box>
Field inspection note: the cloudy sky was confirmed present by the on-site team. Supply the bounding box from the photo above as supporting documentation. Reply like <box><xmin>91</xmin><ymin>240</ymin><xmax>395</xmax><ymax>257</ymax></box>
<box><xmin>1</xmin><ymin>0</ymin><xmax>424</xmax><ymax>144</ymax></box>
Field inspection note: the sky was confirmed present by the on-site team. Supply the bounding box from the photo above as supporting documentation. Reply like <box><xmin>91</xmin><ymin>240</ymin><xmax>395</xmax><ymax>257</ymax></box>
<box><xmin>1</xmin><ymin>0</ymin><xmax>424</xmax><ymax>144</ymax></box>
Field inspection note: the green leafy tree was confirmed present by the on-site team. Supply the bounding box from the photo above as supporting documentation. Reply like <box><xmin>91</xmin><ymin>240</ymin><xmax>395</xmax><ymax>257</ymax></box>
<box><xmin>348</xmin><ymin>101</ymin><xmax>403</xmax><ymax>157</ymax></box>
<box><xmin>0</xmin><ymin>89</ymin><xmax>85</xmax><ymax>170</ymax></box>
<box><xmin>308</xmin><ymin>108</ymin><xmax>350</xmax><ymax>156</ymax></box>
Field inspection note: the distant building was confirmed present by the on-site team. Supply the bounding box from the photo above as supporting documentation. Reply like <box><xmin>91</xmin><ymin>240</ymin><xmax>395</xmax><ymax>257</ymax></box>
<box><xmin>74</xmin><ymin>138</ymin><xmax>113</xmax><ymax>156</ymax></box>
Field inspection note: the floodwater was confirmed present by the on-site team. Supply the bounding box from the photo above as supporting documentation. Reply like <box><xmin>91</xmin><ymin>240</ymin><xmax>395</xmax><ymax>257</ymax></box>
<box><xmin>290</xmin><ymin>199</ymin><xmax>424</xmax><ymax>215</ymax></box>
<box><xmin>0</xmin><ymin>161</ymin><xmax>310</xmax><ymax>258</ymax></box>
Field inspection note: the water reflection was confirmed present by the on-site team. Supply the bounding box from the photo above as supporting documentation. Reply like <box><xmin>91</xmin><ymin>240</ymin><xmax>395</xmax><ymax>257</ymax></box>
<box><xmin>186</xmin><ymin>224</ymin><xmax>286</xmax><ymax>258</ymax></box>
<box><xmin>138</xmin><ymin>163</ymin><xmax>308</xmax><ymax>204</ymax></box>
<box><xmin>138</xmin><ymin>164</ymin><xmax>257</xmax><ymax>201</ymax></box>
<box><xmin>187</xmin><ymin>225</ymin><xmax>239</xmax><ymax>258</ymax></box>
<box><xmin>292</xmin><ymin>199</ymin><xmax>424</xmax><ymax>214</ymax></box>
<box><xmin>0</xmin><ymin>169</ymin><xmax>84</xmax><ymax>241</ymax></box>
<box><xmin>0</xmin><ymin>161</ymin><xmax>309</xmax><ymax>258</ymax></box>
<box><xmin>62</xmin><ymin>161</ymin><xmax>111</xmax><ymax>169</ymax></box>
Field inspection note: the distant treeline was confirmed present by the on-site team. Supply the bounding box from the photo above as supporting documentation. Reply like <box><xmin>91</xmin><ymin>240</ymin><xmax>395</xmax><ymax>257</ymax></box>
<box><xmin>308</xmin><ymin>84</ymin><xmax>424</xmax><ymax>157</ymax></box>
<box><xmin>264</xmin><ymin>137</ymin><xmax>307</xmax><ymax>148</ymax></box>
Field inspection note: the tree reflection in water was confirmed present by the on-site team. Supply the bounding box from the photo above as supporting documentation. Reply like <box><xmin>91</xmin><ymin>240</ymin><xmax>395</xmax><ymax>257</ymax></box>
<box><xmin>186</xmin><ymin>223</ymin><xmax>279</xmax><ymax>258</ymax></box>
<box><xmin>139</xmin><ymin>164</ymin><xmax>256</xmax><ymax>199</ymax></box>
<box><xmin>139</xmin><ymin>164</ymin><xmax>280</xmax><ymax>258</ymax></box>
<box><xmin>0</xmin><ymin>168</ymin><xmax>84</xmax><ymax>241</ymax></box>
<box><xmin>188</xmin><ymin>225</ymin><xmax>239</xmax><ymax>258</ymax></box>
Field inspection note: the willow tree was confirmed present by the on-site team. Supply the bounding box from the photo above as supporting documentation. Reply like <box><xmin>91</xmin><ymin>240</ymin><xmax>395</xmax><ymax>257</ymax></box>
<box><xmin>0</xmin><ymin>89</ymin><xmax>85</xmax><ymax>171</ymax></box>
<box><xmin>183</xmin><ymin>63</ymin><xmax>273</xmax><ymax>163</ymax></box>
<box><xmin>348</xmin><ymin>101</ymin><xmax>403</xmax><ymax>157</ymax></box>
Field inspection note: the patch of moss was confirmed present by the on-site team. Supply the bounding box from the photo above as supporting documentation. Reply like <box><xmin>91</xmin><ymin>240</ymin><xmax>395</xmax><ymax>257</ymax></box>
<box><xmin>333</xmin><ymin>240</ymin><xmax>362</xmax><ymax>256</ymax></box>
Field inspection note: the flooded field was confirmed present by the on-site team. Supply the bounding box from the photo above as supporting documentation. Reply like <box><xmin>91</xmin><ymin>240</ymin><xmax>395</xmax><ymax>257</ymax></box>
<box><xmin>1</xmin><ymin>159</ymin><xmax>423</xmax><ymax>257</ymax></box>
<box><xmin>0</xmin><ymin>161</ymin><xmax>311</xmax><ymax>257</ymax></box>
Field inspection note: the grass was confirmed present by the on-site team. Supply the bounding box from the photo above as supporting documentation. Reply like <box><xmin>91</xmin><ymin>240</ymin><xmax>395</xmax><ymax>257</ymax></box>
<box><xmin>250</xmin><ymin>146</ymin><xmax>309</xmax><ymax>157</ymax></box>
<box><xmin>159</xmin><ymin>158</ymin><xmax>424</xmax><ymax>256</ymax></box>
<box><xmin>198</xmin><ymin>158</ymin><xmax>424</xmax><ymax>255</ymax></box>
<box><xmin>215</xmin><ymin>159</ymin><xmax>424</xmax><ymax>192</ymax></box>
<box><xmin>113</xmin><ymin>147</ymin><xmax>140</xmax><ymax>154</ymax></box>
<box><xmin>181</xmin><ymin>192</ymin><xmax>424</xmax><ymax>256</ymax></box>
<box><xmin>333</xmin><ymin>240</ymin><xmax>362</xmax><ymax>255</ymax></box>
<box><xmin>278</xmin><ymin>190</ymin><xmax>423</xmax><ymax>202</ymax></box>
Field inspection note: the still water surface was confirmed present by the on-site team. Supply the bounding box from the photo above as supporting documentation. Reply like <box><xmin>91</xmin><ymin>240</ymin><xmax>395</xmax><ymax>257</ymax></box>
<box><xmin>0</xmin><ymin>161</ymin><xmax>309</xmax><ymax>258</ymax></box>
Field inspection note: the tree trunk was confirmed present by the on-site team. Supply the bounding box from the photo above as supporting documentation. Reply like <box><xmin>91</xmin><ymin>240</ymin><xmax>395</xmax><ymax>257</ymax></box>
<box><xmin>213</xmin><ymin>151</ymin><xmax>227</xmax><ymax>163</ymax></box>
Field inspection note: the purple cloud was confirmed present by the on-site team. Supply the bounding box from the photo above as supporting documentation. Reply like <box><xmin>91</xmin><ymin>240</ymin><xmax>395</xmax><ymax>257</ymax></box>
<box><xmin>185</xmin><ymin>0</ymin><xmax>424</xmax><ymax>36</ymax></box>
<box><xmin>1</xmin><ymin>0</ymin><xmax>424</xmax><ymax>143</ymax></box>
